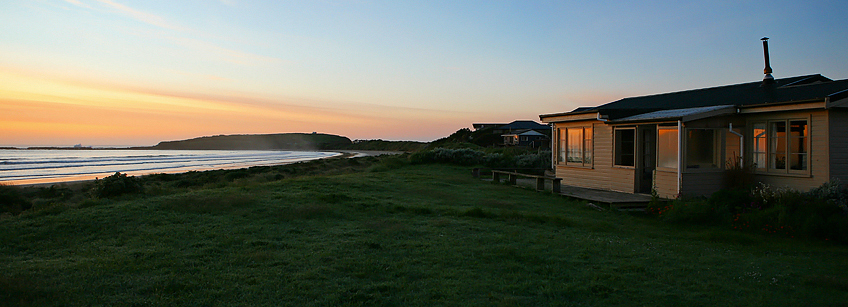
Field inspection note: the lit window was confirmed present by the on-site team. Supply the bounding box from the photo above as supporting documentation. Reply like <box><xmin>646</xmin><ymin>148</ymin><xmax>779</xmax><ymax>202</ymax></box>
<box><xmin>752</xmin><ymin>119</ymin><xmax>808</xmax><ymax>173</ymax></box>
<box><xmin>752</xmin><ymin>123</ymin><xmax>767</xmax><ymax>169</ymax></box>
<box><xmin>567</xmin><ymin>128</ymin><xmax>583</xmax><ymax>163</ymax></box>
<box><xmin>657</xmin><ymin>127</ymin><xmax>678</xmax><ymax>169</ymax></box>
<box><xmin>558</xmin><ymin>126</ymin><xmax>593</xmax><ymax>166</ymax></box>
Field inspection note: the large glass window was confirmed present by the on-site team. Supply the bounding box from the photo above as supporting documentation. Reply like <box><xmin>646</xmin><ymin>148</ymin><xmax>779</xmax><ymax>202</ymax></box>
<box><xmin>657</xmin><ymin>127</ymin><xmax>678</xmax><ymax>169</ymax></box>
<box><xmin>583</xmin><ymin>126</ymin><xmax>593</xmax><ymax>165</ymax></box>
<box><xmin>567</xmin><ymin>128</ymin><xmax>583</xmax><ymax>163</ymax></box>
<box><xmin>752</xmin><ymin>123</ymin><xmax>767</xmax><ymax>170</ymax></box>
<box><xmin>752</xmin><ymin>119</ymin><xmax>808</xmax><ymax>173</ymax></box>
<box><xmin>614</xmin><ymin>128</ymin><xmax>635</xmax><ymax>167</ymax></box>
<box><xmin>686</xmin><ymin>129</ymin><xmax>719</xmax><ymax>169</ymax></box>
<box><xmin>770</xmin><ymin>121</ymin><xmax>787</xmax><ymax>170</ymax></box>
<box><xmin>559</xmin><ymin>126</ymin><xmax>593</xmax><ymax>166</ymax></box>
<box><xmin>557</xmin><ymin>128</ymin><xmax>566</xmax><ymax>163</ymax></box>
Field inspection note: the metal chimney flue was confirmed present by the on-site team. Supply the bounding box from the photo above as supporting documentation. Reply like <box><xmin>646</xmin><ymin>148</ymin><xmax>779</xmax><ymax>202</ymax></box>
<box><xmin>762</xmin><ymin>37</ymin><xmax>774</xmax><ymax>84</ymax></box>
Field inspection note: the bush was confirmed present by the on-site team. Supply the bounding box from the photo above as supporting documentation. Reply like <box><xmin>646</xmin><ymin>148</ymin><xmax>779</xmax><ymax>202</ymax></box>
<box><xmin>649</xmin><ymin>198</ymin><xmax>728</xmax><ymax>225</ymax></box>
<box><xmin>410</xmin><ymin>147</ymin><xmax>551</xmax><ymax>169</ymax></box>
<box><xmin>92</xmin><ymin>172</ymin><xmax>144</xmax><ymax>198</ymax></box>
<box><xmin>652</xmin><ymin>181</ymin><xmax>848</xmax><ymax>243</ymax></box>
<box><xmin>0</xmin><ymin>184</ymin><xmax>32</xmax><ymax>215</ymax></box>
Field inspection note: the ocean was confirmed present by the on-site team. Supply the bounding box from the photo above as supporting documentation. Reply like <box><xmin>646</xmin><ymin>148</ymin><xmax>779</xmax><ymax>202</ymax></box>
<box><xmin>0</xmin><ymin>149</ymin><xmax>340</xmax><ymax>185</ymax></box>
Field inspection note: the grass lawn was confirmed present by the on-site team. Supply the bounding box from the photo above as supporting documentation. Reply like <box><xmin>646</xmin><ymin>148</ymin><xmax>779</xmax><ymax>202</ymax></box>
<box><xmin>1</xmin><ymin>163</ymin><xmax>847</xmax><ymax>306</ymax></box>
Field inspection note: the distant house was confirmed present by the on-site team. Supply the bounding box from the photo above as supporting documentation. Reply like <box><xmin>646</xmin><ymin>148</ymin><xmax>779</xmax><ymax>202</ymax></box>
<box><xmin>471</xmin><ymin>120</ymin><xmax>551</xmax><ymax>148</ymax></box>
<box><xmin>540</xmin><ymin>72</ymin><xmax>848</xmax><ymax>198</ymax></box>
<box><xmin>502</xmin><ymin>129</ymin><xmax>549</xmax><ymax>147</ymax></box>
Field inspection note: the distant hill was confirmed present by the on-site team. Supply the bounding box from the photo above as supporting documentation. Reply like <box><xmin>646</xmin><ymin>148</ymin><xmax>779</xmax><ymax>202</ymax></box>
<box><xmin>146</xmin><ymin>133</ymin><xmax>352</xmax><ymax>150</ymax></box>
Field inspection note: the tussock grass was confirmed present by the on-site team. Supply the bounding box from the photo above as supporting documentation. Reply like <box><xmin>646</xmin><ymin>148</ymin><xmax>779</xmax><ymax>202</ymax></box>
<box><xmin>1</xmin><ymin>163</ymin><xmax>847</xmax><ymax>306</ymax></box>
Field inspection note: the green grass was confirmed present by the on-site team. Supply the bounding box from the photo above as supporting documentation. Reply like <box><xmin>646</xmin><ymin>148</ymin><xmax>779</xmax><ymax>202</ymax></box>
<box><xmin>1</xmin><ymin>163</ymin><xmax>847</xmax><ymax>306</ymax></box>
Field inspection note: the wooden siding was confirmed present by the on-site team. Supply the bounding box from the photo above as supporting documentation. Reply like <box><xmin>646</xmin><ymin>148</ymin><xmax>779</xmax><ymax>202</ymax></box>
<box><xmin>829</xmin><ymin>109</ymin><xmax>848</xmax><ymax>181</ymax></box>
<box><xmin>554</xmin><ymin>121</ymin><xmax>635</xmax><ymax>193</ymax></box>
<box><xmin>654</xmin><ymin>169</ymin><xmax>678</xmax><ymax>198</ymax></box>
<box><xmin>748</xmin><ymin>110</ymin><xmax>830</xmax><ymax>191</ymax></box>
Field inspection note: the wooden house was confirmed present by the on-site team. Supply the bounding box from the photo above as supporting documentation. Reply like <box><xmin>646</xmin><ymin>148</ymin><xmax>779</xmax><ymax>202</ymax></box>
<box><xmin>501</xmin><ymin>129</ymin><xmax>550</xmax><ymax>148</ymax></box>
<box><xmin>540</xmin><ymin>73</ymin><xmax>848</xmax><ymax>198</ymax></box>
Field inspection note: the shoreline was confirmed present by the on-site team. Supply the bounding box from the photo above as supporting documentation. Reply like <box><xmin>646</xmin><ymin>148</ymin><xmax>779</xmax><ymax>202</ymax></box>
<box><xmin>6</xmin><ymin>150</ymin><xmax>401</xmax><ymax>187</ymax></box>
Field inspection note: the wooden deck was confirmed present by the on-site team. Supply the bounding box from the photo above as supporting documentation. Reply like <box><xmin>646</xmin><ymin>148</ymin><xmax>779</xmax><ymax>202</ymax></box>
<box><xmin>507</xmin><ymin>178</ymin><xmax>654</xmax><ymax>210</ymax></box>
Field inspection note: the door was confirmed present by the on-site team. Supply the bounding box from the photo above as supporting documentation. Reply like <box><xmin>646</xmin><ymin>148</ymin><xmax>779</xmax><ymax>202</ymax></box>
<box><xmin>636</xmin><ymin>125</ymin><xmax>656</xmax><ymax>194</ymax></box>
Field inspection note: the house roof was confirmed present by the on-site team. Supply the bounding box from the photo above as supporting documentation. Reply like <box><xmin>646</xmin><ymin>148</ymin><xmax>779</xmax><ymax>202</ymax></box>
<box><xmin>541</xmin><ymin>74</ymin><xmax>848</xmax><ymax>122</ymax></box>
<box><xmin>610</xmin><ymin>105</ymin><xmax>736</xmax><ymax>123</ymax></box>
<box><xmin>497</xmin><ymin>120</ymin><xmax>548</xmax><ymax>130</ymax></box>
<box><xmin>501</xmin><ymin>129</ymin><xmax>547</xmax><ymax>137</ymax></box>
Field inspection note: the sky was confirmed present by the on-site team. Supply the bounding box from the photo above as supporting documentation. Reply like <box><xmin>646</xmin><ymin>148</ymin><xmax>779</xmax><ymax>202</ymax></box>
<box><xmin>1</xmin><ymin>0</ymin><xmax>847</xmax><ymax>147</ymax></box>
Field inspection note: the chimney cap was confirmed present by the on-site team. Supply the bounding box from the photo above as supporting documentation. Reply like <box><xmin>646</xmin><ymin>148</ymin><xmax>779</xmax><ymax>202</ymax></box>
<box><xmin>761</xmin><ymin>37</ymin><xmax>769</xmax><ymax>41</ymax></box>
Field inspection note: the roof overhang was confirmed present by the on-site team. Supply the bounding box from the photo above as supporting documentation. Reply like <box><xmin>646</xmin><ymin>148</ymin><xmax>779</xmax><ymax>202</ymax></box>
<box><xmin>738</xmin><ymin>99</ymin><xmax>826</xmax><ymax>114</ymax></box>
<box><xmin>826</xmin><ymin>90</ymin><xmax>848</xmax><ymax>108</ymax></box>
<box><xmin>607</xmin><ymin>105</ymin><xmax>737</xmax><ymax>124</ymax></box>
<box><xmin>539</xmin><ymin>111</ymin><xmax>604</xmax><ymax>123</ymax></box>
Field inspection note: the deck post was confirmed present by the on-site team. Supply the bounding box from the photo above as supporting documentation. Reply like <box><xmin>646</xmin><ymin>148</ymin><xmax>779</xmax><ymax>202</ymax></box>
<box><xmin>552</xmin><ymin>178</ymin><xmax>562</xmax><ymax>194</ymax></box>
<box><xmin>536</xmin><ymin>177</ymin><xmax>545</xmax><ymax>191</ymax></box>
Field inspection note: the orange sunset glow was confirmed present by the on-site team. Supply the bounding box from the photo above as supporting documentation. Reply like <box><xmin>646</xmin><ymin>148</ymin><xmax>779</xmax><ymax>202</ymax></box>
<box><xmin>2</xmin><ymin>1</ymin><xmax>847</xmax><ymax>146</ymax></box>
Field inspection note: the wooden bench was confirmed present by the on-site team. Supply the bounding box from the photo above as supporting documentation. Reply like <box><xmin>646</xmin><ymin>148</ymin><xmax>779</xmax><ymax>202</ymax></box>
<box><xmin>491</xmin><ymin>170</ymin><xmax>562</xmax><ymax>194</ymax></box>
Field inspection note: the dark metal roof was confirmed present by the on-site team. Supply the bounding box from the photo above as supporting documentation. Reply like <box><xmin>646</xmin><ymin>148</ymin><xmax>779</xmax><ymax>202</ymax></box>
<box><xmin>573</xmin><ymin>74</ymin><xmax>848</xmax><ymax>120</ymax></box>
<box><xmin>497</xmin><ymin>120</ymin><xmax>548</xmax><ymax>130</ymax></box>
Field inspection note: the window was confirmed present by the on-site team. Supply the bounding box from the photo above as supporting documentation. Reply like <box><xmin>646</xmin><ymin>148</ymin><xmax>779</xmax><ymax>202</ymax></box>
<box><xmin>657</xmin><ymin>127</ymin><xmax>678</xmax><ymax>169</ymax></box>
<box><xmin>788</xmin><ymin>120</ymin><xmax>808</xmax><ymax>170</ymax></box>
<box><xmin>567</xmin><ymin>128</ymin><xmax>583</xmax><ymax>163</ymax></box>
<box><xmin>614</xmin><ymin>128</ymin><xmax>635</xmax><ymax>167</ymax></box>
<box><xmin>752</xmin><ymin>123</ymin><xmax>767</xmax><ymax>170</ymax></box>
<box><xmin>558</xmin><ymin>126</ymin><xmax>592</xmax><ymax>166</ymax></box>
<box><xmin>558</xmin><ymin>128</ymin><xmax>566</xmax><ymax>163</ymax></box>
<box><xmin>751</xmin><ymin>119</ymin><xmax>808</xmax><ymax>173</ymax></box>
<box><xmin>685</xmin><ymin>129</ymin><xmax>720</xmax><ymax>169</ymax></box>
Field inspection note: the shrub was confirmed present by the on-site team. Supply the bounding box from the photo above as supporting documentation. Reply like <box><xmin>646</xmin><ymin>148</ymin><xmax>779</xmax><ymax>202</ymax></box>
<box><xmin>0</xmin><ymin>184</ymin><xmax>32</xmax><ymax>215</ymax></box>
<box><xmin>92</xmin><ymin>172</ymin><xmax>144</xmax><ymax>198</ymax></box>
<box><xmin>652</xmin><ymin>180</ymin><xmax>848</xmax><ymax>243</ymax></box>
<box><xmin>410</xmin><ymin>147</ymin><xmax>551</xmax><ymax>169</ymax></box>
<box><xmin>651</xmin><ymin>199</ymin><xmax>728</xmax><ymax>225</ymax></box>
<box><xmin>735</xmin><ymin>182</ymin><xmax>848</xmax><ymax>242</ymax></box>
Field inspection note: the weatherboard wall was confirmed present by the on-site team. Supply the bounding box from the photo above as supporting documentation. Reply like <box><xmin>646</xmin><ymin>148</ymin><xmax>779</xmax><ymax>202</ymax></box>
<box><xmin>828</xmin><ymin>109</ymin><xmax>848</xmax><ymax>182</ymax></box>
<box><xmin>552</xmin><ymin>121</ymin><xmax>635</xmax><ymax>193</ymax></box>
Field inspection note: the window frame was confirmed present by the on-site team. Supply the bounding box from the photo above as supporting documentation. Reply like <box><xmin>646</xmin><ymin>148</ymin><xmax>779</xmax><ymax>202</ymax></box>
<box><xmin>656</xmin><ymin>126</ymin><xmax>679</xmax><ymax>171</ymax></box>
<box><xmin>749</xmin><ymin>117</ymin><xmax>810</xmax><ymax>176</ymax></box>
<box><xmin>557</xmin><ymin>125</ymin><xmax>594</xmax><ymax>168</ymax></box>
<box><xmin>683</xmin><ymin>128</ymin><xmax>722</xmax><ymax>170</ymax></box>
<box><xmin>613</xmin><ymin>127</ymin><xmax>636</xmax><ymax>168</ymax></box>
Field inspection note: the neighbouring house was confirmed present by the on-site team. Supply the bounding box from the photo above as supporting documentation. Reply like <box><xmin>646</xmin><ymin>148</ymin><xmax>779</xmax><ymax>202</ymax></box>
<box><xmin>501</xmin><ymin>129</ymin><xmax>550</xmax><ymax>148</ymax></box>
<box><xmin>471</xmin><ymin>120</ymin><xmax>551</xmax><ymax>148</ymax></box>
<box><xmin>540</xmin><ymin>39</ymin><xmax>848</xmax><ymax>198</ymax></box>
<box><xmin>496</xmin><ymin>121</ymin><xmax>550</xmax><ymax>148</ymax></box>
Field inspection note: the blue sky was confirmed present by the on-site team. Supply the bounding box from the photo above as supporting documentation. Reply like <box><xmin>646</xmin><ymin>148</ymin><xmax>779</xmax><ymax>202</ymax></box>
<box><xmin>1</xmin><ymin>0</ymin><xmax>847</xmax><ymax>146</ymax></box>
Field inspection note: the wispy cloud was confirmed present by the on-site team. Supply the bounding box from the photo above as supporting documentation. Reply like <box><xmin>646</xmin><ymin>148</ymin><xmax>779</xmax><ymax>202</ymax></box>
<box><xmin>91</xmin><ymin>0</ymin><xmax>188</xmax><ymax>32</ymax></box>
<box><xmin>63</xmin><ymin>0</ymin><xmax>284</xmax><ymax>66</ymax></box>
<box><xmin>61</xmin><ymin>0</ymin><xmax>93</xmax><ymax>9</ymax></box>
<box><xmin>169</xmin><ymin>35</ymin><xmax>285</xmax><ymax>66</ymax></box>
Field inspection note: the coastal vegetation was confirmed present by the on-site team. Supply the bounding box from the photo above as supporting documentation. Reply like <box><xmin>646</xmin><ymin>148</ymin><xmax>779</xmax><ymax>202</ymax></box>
<box><xmin>1</xmin><ymin>154</ymin><xmax>847</xmax><ymax>306</ymax></box>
